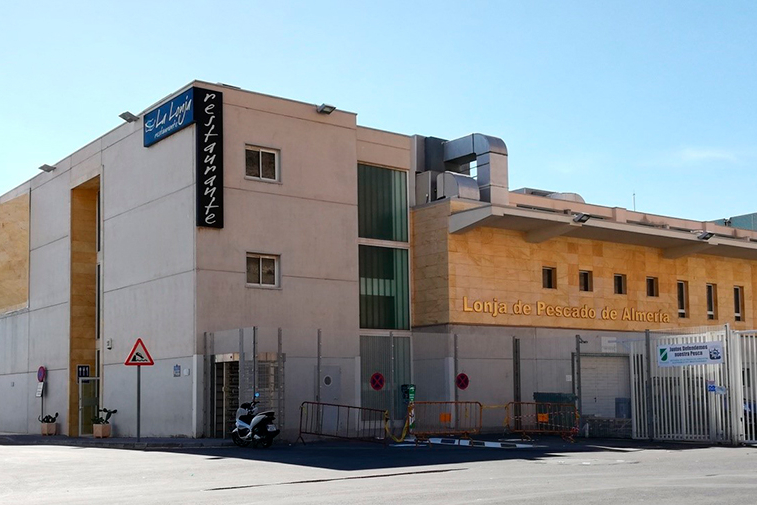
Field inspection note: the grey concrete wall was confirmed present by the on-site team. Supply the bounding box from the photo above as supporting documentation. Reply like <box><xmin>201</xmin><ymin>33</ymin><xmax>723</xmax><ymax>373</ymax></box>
<box><xmin>1</xmin><ymin>96</ymin><xmax>199</xmax><ymax>436</ymax></box>
<box><xmin>0</xmin><ymin>159</ymin><xmax>73</xmax><ymax>433</ymax></box>
<box><xmin>103</xmin><ymin>356</ymin><xmax>195</xmax><ymax>437</ymax></box>
<box><xmin>412</xmin><ymin>324</ymin><xmax>645</xmax><ymax>429</ymax></box>
<box><xmin>195</xmin><ymin>88</ymin><xmax>360</xmax><ymax>344</ymax></box>
<box><xmin>100</xmin><ymin>118</ymin><xmax>197</xmax><ymax>437</ymax></box>
<box><xmin>0</xmin><ymin>313</ymin><xmax>29</xmax><ymax>433</ymax></box>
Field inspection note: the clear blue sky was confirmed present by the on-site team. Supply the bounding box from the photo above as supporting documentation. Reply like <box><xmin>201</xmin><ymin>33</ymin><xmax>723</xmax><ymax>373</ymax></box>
<box><xmin>1</xmin><ymin>1</ymin><xmax>755</xmax><ymax>221</ymax></box>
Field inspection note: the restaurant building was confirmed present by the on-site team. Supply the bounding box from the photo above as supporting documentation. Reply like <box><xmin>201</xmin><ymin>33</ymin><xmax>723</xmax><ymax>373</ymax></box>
<box><xmin>1</xmin><ymin>82</ymin><xmax>755</xmax><ymax>437</ymax></box>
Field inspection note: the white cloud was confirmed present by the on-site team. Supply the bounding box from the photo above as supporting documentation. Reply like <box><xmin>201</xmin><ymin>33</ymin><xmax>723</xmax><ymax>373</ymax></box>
<box><xmin>639</xmin><ymin>146</ymin><xmax>745</xmax><ymax>170</ymax></box>
<box><xmin>676</xmin><ymin>148</ymin><xmax>738</xmax><ymax>164</ymax></box>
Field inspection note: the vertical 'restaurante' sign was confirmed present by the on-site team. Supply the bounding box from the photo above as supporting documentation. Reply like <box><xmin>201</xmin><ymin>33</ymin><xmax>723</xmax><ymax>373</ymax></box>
<box><xmin>194</xmin><ymin>87</ymin><xmax>224</xmax><ymax>228</ymax></box>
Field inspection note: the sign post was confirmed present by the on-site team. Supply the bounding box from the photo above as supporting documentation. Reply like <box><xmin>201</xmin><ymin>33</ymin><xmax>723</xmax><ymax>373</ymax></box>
<box><xmin>37</xmin><ymin>366</ymin><xmax>46</xmax><ymax>421</ymax></box>
<box><xmin>124</xmin><ymin>339</ymin><xmax>154</xmax><ymax>442</ymax></box>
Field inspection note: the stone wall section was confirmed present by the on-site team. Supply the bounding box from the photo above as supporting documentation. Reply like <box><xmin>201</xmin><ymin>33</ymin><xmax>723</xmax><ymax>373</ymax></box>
<box><xmin>0</xmin><ymin>193</ymin><xmax>30</xmax><ymax>314</ymax></box>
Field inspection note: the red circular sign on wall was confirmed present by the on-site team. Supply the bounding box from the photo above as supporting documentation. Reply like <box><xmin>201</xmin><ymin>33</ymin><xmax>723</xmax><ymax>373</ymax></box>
<box><xmin>370</xmin><ymin>372</ymin><xmax>385</xmax><ymax>391</ymax></box>
<box><xmin>37</xmin><ymin>366</ymin><xmax>46</xmax><ymax>383</ymax></box>
<box><xmin>455</xmin><ymin>373</ymin><xmax>469</xmax><ymax>390</ymax></box>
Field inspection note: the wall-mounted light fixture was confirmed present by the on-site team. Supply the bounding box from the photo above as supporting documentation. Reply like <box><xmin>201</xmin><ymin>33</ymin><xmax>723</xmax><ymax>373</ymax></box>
<box><xmin>316</xmin><ymin>103</ymin><xmax>336</xmax><ymax>115</ymax></box>
<box><xmin>573</xmin><ymin>213</ymin><xmax>591</xmax><ymax>223</ymax></box>
<box><xmin>697</xmin><ymin>231</ymin><xmax>715</xmax><ymax>240</ymax></box>
<box><xmin>38</xmin><ymin>164</ymin><xmax>56</xmax><ymax>172</ymax></box>
<box><xmin>119</xmin><ymin>111</ymin><xmax>139</xmax><ymax>123</ymax></box>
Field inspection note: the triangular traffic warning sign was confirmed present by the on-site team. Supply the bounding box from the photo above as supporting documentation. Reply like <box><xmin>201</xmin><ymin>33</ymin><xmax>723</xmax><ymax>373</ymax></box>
<box><xmin>124</xmin><ymin>338</ymin><xmax>155</xmax><ymax>366</ymax></box>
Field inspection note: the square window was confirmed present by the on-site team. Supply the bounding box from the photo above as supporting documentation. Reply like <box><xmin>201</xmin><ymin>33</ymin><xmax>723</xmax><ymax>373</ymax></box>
<box><xmin>245</xmin><ymin>146</ymin><xmax>279</xmax><ymax>181</ymax></box>
<box><xmin>579</xmin><ymin>270</ymin><xmax>593</xmax><ymax>292</ymax></box>
<box><xmin>613</xmin><ymin>274</ymin><xmax>627</xmax><ymax>295</ymax></box>
<box><xmin>246</xmin><ymin>254</ymin><xmax>279</xmax><ymax>287</ymax></box>
<box><xmin>542</xmin><ymin>267</ymin><xmax>556</xmax><ymax>289</ymax></box>
<box><xmin>646</xmin><ymin>277</ymin><xmax>659</xmax><ymax>297</ymax></box>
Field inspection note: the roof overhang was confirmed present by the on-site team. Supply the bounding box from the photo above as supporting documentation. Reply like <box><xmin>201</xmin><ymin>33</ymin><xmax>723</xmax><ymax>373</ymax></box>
<box><xmin>449</xmin><ymin>205</ymin><xmax>757</xmax><ymax>260</ymax></box>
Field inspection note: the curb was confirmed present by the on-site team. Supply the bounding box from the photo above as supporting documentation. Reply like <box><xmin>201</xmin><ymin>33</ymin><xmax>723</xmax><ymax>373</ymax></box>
<box><xmin>0</xmin><ymin>435</ymin><xmax>234</xmax><ymax>450</ymax></box>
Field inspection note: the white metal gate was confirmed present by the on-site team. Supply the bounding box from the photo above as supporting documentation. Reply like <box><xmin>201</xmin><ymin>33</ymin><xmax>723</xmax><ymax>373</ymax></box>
<box><xmin>630</xmin><ymin>326</ymin><xmax>757</xmax><ymax>444</ymax></box>
<box><xmin>741</xmin><ymin>331</ymin><xmax>757</xmax><ymax>443</ymax></box>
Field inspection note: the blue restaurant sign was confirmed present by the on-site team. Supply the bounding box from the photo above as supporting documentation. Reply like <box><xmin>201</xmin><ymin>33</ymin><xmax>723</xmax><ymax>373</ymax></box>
<box><xmin>143</xmin><ymin>88</ymin><xmax>196</xmax><ymax>147</ymax></box>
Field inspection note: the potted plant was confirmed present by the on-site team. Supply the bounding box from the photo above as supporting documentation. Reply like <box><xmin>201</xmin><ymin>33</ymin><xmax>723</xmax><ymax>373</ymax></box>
<box><xmin>92</xmin><ymin>408</ymin><xmax>117</xmax><ymax>438</ymax></box>
<box><xmin>39</xmin><ymin>412</ymin><xmax>59</xmax><ymax>436</ymax></box>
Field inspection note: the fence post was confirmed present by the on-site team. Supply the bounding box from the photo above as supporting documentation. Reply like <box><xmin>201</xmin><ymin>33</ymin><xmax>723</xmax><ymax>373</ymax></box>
<box><xmin>575</xmin><ymin>335</ymin><xmax>586</xmax><ymax>433</ymax></box>
<box><xmin>255</xmin><ymin>327</ymin><xmax>260</xmax><ymax>399</ymax></box>
<box><xmin>390</xmin><ymin>331</ymin><xmax>395</xmax><ymax>423</ymax></box>
<box><xmin>316</xmin><ymin>329</ymin><xmax>322</xmax><ymax>403</ymax></box>
<box><xmin>726</xmin><ymin>324</ymin><xmax>742</xmax><ymax>445</ymax></box>
<box><xmin>278</xmin><ymin>327</ymin><xmax>284</xmax><ymax>434</ymax></box>
<box><xmin>513</xmin><ymin>336</ymin><xmax>521</xmax><ymax>430</ymax></box>
<box><xmin>645</xmin><ymin>329</ymin><xmax>654</xmax><ymax>441</ymax></box>
<box><xmin>454</xmin><ymin>333</ymin><xmax>459</xmax><ymax>404</ymax></box>
<box><xmin>238</xmin><ymin>328</ymin><xmax>245</xmax><ymax>405</ymax></box>
<box><xmin>203</xmin><ymin>332</ymin><xmax>213</xmax><ymax>437</ymax></box>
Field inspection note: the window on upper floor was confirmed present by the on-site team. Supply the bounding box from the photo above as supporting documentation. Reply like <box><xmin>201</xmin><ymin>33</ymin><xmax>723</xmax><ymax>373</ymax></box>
<box><xmin>677</xmin><ymin>281</ymin><xmax>688</xmax><ymax>318</ymax></box>
<box><xmin>245</xmin><ymin>145</ymin><xmax>279</xmax><ymax>182</ymax></box>
<box><xmin>614</xmin><ymin>274</ymin><xmax>627</xmax><ymax>295</ymax></box>
<box><xmin>646</xmin><ymin>277</ymin><xmax>659</xmax><ymax>297</ymax></box>
<box><xmin>579</xmin><ymin>270</ymin><xmax>593</xmax><ymax>292</ymax></box>
<box><xmin>246</xmin><ymin>253</ymin><xmax>279</xmax><ymax>287</ymax></box>
<box><xmin>357</xmin><ymin>164</ymin><xmax>408</xmax><ymax>242</ymax></box>
<box><xmin>734</xmin><ymin>286</ymin><xmax>744</xmax><ymax>322</ymax></box>
<box><xmin>706</xmin><ymin>283</ymin><xmax>718</xmax><ymax>320</ymax></box>
<box><xmin>543</xmin><ymin>267</ymin><xmax>556</xmax><ymax>289</ymax></box>
<box><xmin>358</xmin><ymin>245</ymin><xmax>409</xmax><ymax>330</ymax></box>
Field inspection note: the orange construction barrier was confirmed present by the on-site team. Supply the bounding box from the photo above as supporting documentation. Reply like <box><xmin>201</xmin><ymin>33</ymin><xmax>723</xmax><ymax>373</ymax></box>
<box><xmin>410</xmin><ymin>401</ymin><xmax>483</xmax><ymax>440</ymax></box>
<box><xmin>505</xmin><ymin>402</ymin><xmax>579</xmax><ymax>442</ymax></box>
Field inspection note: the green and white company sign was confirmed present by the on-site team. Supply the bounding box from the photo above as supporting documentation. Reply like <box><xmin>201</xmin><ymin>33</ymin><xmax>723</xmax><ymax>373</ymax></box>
<box><xmin>657</xmin><ymin>341</ymin><xmax>724</xmax><ymax>367</ymax></box>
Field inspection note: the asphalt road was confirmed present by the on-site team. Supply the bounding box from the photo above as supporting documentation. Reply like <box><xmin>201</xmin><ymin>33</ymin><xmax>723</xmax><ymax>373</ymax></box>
<box><xmin>2</xmin><ymin>439</ymin><xmax>756</xmax><ymax>505</ymax></box>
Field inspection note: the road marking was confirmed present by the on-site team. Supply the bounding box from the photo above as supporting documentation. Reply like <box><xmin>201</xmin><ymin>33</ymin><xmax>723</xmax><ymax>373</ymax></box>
<box><xmin>204</xmin><ymin>468</ymin><xmax>466</xmax><ymax>491</ymax></box>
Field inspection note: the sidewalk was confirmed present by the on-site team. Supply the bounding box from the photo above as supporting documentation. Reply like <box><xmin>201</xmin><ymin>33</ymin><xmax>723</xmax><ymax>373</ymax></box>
<box><xmin>0</xmin><ymin>433</ymin><xmax>235</xmax><ymax>450</ymax></box>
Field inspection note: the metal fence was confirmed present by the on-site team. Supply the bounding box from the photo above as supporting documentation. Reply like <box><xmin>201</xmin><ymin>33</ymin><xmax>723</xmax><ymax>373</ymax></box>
<box><xmin>630</xmin><ymin>325</ymin><xmax>757</xmax><ymax>445</ymax></box>
<box><xmin>739</xmin><ymin>330</ymin><xmax>757</xmax><ymax>443</ymax></box>
<box><xmin>298</xmin><ymin>402</ymin><xmax>387</xmax><ymax>444</ymax></box>
<box><xmin>203</xmin><ymin>325</ymin><xmax>405</xmax><ymax>440</ymax></box>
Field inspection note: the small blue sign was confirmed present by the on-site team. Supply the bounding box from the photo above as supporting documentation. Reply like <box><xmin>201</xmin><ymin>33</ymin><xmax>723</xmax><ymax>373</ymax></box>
<box><xmin>173</xmin><ymin>364</ymin><xmax>181</xmax><ymax>378</ymax></box>
<box><xmin>144</xmin><ymin>88</ymin><xmax>195</xmax><ymax>147</ymax></box>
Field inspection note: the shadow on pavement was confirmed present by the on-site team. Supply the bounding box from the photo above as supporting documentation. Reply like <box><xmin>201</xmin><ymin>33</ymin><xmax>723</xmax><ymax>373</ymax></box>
<box><xmin>1</xmin><ymin>433</ymin><xmax>731</xmax><ymax>472</ymax></box>
<box><xmin>172</xmin><ymin>436</ymin><xmax>720</xmax><ymax>471</ymax></box>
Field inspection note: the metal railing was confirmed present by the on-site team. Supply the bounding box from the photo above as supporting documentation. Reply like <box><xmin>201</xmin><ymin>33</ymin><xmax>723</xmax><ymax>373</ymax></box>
<box><xmin>298</xmin><ymin>402</ymin><xmax>387</xmax><ymax>444</ymax></box>
<box><xmin>505</xmin><ymin>402</ymin><xmax>579</xmax><ymax>441</ymax></box>
<box><xmin>410</xmin><ymin>401</ymin><xmax>483</xmax><ymax>439</ymax></box>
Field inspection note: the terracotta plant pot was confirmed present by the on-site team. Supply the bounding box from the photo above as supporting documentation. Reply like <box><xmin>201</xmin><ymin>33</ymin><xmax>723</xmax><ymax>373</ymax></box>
<box><xmin>41</xmin><ymin>423</ymin><xmax>57</xmax><ymax>436</ymax></box>
<box><xmin>93</xmin><ymin>424</ymin><xmax>112</xmax><ymax>438</ymax></box>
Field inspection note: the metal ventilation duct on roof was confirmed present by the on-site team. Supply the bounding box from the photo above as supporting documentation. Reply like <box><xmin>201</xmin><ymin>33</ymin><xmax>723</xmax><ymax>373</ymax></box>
<box><xmin>547</xmin><ymin>192</ymin><xmax>585</xmax><ymax>203</ymax></box>
<box><xmin>421</xmin><ymin>133</ymin><xmax>509</xmax><ymax>205</ymax></box>
<box><xmin>437</xmin><ymin>171</ymin><xmax>480</xmax><ymax>200</ymax></box>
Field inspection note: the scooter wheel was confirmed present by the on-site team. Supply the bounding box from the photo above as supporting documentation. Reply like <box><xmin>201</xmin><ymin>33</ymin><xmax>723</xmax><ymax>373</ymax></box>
<box><xmin>258</xmin><ymin>435</ymin><xmax>273</xmax><ymax>449</ymax></box>
<box><xmin>232</xmin><ymin>431</ymin><xmax>251</xmax><ymax>447</ymax></box>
